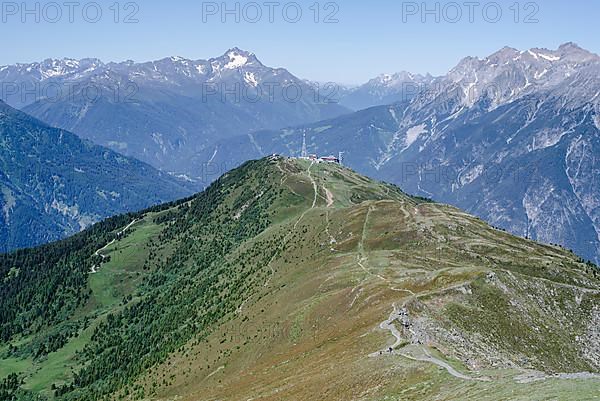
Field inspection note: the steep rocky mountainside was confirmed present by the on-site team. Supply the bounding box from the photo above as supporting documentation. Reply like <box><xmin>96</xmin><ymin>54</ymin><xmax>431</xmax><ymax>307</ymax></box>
<box><xmin>1</xmin><ymin>157</ymin><xmax>598</xmax><ymax>400</ymax></box>
<box><xmin>0</xmin><ymin>100</ymin><xmax>195</xmax><ymax>252</ymax></box>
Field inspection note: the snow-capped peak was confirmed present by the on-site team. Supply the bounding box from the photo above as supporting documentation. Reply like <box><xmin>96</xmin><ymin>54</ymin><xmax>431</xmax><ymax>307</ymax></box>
<box><xmin>225</xmin><ymin>51</ymin><xmax>249</xmax><ymax>69</ymax></box>
<box><xmin>207</xmin><ymin>48</ymin><xmax>261</xmax><ymax>73</ymax></box>
<box><xmin>369</xmin><ymin>71</ymin><xmax>432</xmax><ymax>88</ymax></box>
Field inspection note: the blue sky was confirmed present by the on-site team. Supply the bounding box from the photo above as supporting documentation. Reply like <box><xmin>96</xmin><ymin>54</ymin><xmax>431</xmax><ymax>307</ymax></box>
<box><xmin>1</xmin><ymin>0</ymin><xmax>598</xmax><ymax>84</ymax></box>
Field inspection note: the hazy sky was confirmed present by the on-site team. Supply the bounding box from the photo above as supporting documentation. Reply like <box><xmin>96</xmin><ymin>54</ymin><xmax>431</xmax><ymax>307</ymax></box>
<box><xmin>1</xmin><ymin>0</ymin><xmax>598</xmax><ymax>84</ymax></box>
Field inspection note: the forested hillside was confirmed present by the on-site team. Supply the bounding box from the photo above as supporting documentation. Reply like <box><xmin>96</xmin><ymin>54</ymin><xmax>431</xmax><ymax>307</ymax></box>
<box><xmin>0</xmin><ymin>100</ymin><xmax>196</xmax><ymax>253</ymax></box>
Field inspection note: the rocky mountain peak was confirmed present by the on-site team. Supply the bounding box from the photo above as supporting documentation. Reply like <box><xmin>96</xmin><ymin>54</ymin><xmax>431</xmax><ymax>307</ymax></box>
<box><xmin>210</xmin><ymin>47</ymin><xmax>261</xmax><ymax>70</ymax></box>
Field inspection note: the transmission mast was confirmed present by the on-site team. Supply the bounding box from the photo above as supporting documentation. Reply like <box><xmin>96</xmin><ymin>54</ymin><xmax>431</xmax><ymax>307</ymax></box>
<box><xmin>302</xmin><ymin>132</ymin><xmax>308</xmax><ymax>158</ymax></box>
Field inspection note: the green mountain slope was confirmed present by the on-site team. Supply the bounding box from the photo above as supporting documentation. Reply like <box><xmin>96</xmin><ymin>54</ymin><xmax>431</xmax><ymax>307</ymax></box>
<box><xmin>1</xmin><ymin>157</ymin><xmax>599</xmax><ymax>401</ymax></box>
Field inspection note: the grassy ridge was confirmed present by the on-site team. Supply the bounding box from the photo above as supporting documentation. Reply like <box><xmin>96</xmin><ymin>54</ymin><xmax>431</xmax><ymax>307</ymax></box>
<box><xmin>1</xmin><ymin>157</ymin><xmax>598</xmax><ymax>401</ymax></box>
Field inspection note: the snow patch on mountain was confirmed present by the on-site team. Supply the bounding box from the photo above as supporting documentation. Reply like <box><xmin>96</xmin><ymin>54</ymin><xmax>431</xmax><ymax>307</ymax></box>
<box><xmin>40</xmin><ymin>65</ymin><xmax>72</xmax><ymax>79</ymax></box>
<box><xmin>535</xmin><ymin>69</ymin><xmax>548</xmax><ymax>80</ymax></box>
<box><xmin>244</xmin><ymin>71</ymin><xmax>258</xmax><ymax>87</ymax></box>
<box><xmin>207</xmin><ymin>147</ymin><xmax>218</xmax><ymax>164</ymax></box>
<box><xmin>388</xmin><ymin>108</ymin><xmax>400</xmax><ymax>125</ymax></box>
<box><xmin>225</xmin><ymin>52</ymin><xmax>248</xmax><ymax>69</ymax></box>
<box><xmin>527</xmin><ymin>50</ymin><xmax>540</xmax><ymax>60</ymax></box>
<box><xmin>537</xmin><ymin>52</ymin><xmax>561</xmax><ymax>62</ymax></box>
<box><xmin>526</xmin><ymin>50</ymin><xmax>561</xmax><ymax>62</ymax></box>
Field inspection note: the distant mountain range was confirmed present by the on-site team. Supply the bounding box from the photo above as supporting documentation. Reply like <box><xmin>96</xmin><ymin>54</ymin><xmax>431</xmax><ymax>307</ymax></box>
<box><xmin>0</xmin><ymin>48</ymin><xmax>350</xmax><ymax>176</ymax></box>
<box><xmin>338</xmin><ymin>71</ymin><xmax>435</xmax><ymax>110</ymax></box>
<box><xmin>191</xmin><ymin>43</ymin><xmax>600</xmax><ymax>264</ymax></box>
<box><xmin>0</xmin><ymin>100</ymin><xmax>195</xmax><ymax>252</ymax></box>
